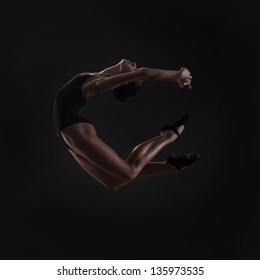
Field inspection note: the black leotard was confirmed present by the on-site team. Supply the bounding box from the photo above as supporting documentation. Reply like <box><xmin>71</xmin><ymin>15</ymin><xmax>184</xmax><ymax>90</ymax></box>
<box><xmin>53</xmin><ymin>74</ymin><xmax>93</xmax><ymax>149</ymax></box>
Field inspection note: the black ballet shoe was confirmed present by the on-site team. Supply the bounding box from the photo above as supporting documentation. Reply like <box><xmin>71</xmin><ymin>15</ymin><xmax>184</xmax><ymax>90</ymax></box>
<box><xmin>161</xmin><ymin>114</ymin><xmax>189</xmax><ymax>137</ymax></box>
<box><xmin>166</xmin><ymin>153</ymin><xmax>200</xmax><ymax>170</ymax></box>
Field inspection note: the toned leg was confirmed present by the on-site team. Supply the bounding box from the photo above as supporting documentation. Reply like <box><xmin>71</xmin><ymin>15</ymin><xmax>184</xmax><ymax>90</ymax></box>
<box><xmin>68</xmin><ymin>149</ymin><xmax>123</xmax><ymax>190</ymax></box>
<box><xmin>69</xmin><ymin>149</ymin><xmax>176</xmax><ymax>190</ymax></box>
<box><xmin>133</xmin><ymin>161</ymin><xmax>177</xmax><ymax>181</ymax></box>
<box><xmin>62</xmin><ymin>123</ymin><xmax>183</xmax><ymax>187</ymax></box>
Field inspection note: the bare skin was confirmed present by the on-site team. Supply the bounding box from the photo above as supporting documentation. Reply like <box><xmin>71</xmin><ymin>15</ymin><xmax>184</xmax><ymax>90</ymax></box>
<box><xmin>61</xmin><ymin>59</ymin><xmax>192</xmax><ymax>190</ymax></box>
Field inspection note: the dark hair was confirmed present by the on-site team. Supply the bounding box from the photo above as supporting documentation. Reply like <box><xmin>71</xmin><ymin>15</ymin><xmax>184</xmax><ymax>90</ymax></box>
<box><xmin>114</xmin><ymin>82</ymin><xmax>142</xmax><ymax>102</ymax></box>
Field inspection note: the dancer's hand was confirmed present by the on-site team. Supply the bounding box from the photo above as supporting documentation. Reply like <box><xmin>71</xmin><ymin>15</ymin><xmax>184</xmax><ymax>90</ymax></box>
<box><xmin>178</xmin><ymin>67</ymin><xmax>192</xmax><ymax>89</ymax></box>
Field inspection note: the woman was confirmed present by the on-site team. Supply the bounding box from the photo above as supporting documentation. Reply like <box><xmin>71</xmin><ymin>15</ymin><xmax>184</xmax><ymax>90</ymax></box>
<box><xmin>53</xmin><ymin>59</ymin><xmax>200</xmax><ymax>190</ymax></box>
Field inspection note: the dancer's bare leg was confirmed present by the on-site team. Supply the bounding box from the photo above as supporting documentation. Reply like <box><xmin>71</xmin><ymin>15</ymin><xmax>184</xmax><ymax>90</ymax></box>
<box><xmin>69</xmin><ymin>150</ymin><xmax>176</xmax><ymax>190</ymax></box>
<box><xmin>62</xmin><ymin>123</ymin><xmax>183</xmax><ymax>186</ymax></box>
<box><xmin>133</xmin><ymin>161</ymin><xmax>177</xmax><ymax>181</ymax></box>
<box><xmin>68</xmin><ymin>149</ymin><xmax>124</xmax><ymax>189</ymax></box>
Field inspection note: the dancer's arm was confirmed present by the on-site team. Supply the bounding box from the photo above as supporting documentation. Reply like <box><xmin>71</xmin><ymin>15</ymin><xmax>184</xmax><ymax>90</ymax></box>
<box><xmin>82</xmin><ymin>68</ymin><xmax>148</xmax><ymax>96</ymax></box>
<box><xmin>143</xmin><ymin>68</ymin><xmax>179</xmax><ymax>82</ymax></box>
<box><xmin>142</xmin><ymin>67</ymin><xmax>192</xmax><ymax>88</ymax></box>
<box><xmin>82</xmin><ymin>66</ymin><xmax>192</xmax><ymax>98</ymax></box>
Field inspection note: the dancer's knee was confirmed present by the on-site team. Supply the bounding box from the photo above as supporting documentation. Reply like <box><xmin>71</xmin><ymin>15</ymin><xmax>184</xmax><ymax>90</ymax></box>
<box><xmin>102</xmin><ymin>167</ymin><xmax>138</xmax><ymax>191</ymax></box>
<box><xmin>124</xmin><ymin>162</ymin><xmax>141</xmax><ymax>182</ymax></box>
<box><xmin>105</xmin><ymin>161</ymin><xmax>137</xmax><ymax>183</ymax></box>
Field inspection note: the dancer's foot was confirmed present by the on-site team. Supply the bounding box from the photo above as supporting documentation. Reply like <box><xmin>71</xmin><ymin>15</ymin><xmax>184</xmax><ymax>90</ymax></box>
<box><xmin>166</xmin><ymin>153</ymin><xmax>200</xmax><ymax>170</ymax></box>
<box><xmin>160</xmin><ymin>114</ymin><xmax>189</xmax><ymax>141</ymax></box>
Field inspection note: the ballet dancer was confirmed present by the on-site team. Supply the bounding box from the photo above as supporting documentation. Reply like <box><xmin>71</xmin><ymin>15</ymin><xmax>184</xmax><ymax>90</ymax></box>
<box><xmin>53</xmin><ymin>59</ymin><xmax>200</xmax><ymax>190</ymax></box>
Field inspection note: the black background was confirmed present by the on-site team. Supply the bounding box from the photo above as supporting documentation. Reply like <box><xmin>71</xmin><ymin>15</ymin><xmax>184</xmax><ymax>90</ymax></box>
<box><xmin>1</xmin><ymin>0</ymin><xmax>259</xmax><ymax>259</ymax></box>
